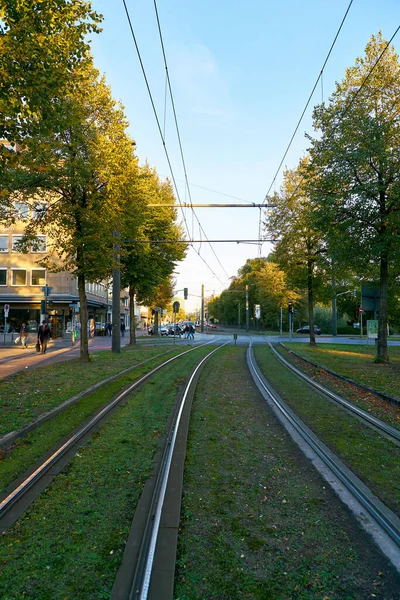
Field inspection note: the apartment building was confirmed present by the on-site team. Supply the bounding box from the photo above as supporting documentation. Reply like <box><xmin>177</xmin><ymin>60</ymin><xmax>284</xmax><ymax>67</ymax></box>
<box><xmin>0</xmin><ymin>199</ymin><xmax>136</xmax><ymax>336</ymax></box>
<box><xmin>0</xmin><ymin>143</ymin><xmax>136</xmax><ymax>336</ymax></box>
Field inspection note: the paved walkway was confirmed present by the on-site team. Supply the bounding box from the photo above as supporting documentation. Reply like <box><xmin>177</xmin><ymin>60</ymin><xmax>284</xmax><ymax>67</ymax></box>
<box><xmin>0</xmin><ymin>334</ymin><xmax>137</xmax><ymax>380</ymax></box>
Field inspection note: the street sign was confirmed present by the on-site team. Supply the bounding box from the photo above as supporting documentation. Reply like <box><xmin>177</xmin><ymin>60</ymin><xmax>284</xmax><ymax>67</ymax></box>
<box><xmin>359</xmin><ymin>307</ymin><xmax>364</xmax><ymax>314</ymax></box>
<box><xmin>4</xmin><ymin>304</ymin><xmax>9</xmax><ymax>317</ymax></box>
<box><xmin>42</xmin><ymin>285</ymin><xmax>53</xmax><ymax>296</ymax></box>
<box><xmin>367</xmin><ymin>320</ymin><xmax>378</xmax><ymax>339</ymax></box>
<box><xmin>254</xmin><ymin>304</ymin><xmax>261</xmax><ymax>319</ymax></box>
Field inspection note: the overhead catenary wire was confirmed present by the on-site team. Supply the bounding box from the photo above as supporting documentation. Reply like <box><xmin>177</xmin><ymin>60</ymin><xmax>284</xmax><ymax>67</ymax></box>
<box><xmin>121</xmin><ymin>0</ymin><xmax>191</xmax><ymax>242</ymax></box>
<box><xmin>262</xmin><ymin>0</ymin><xmax>354</xmax><ymax>205</ymax></box>
<box><xmin>257</xmin><ymin>0</ymin><xmax>354</xmax><ymax>254</ymax></box>
<box><xmin>286</xmin><ymin>24</ymin><xmax>400</xmax><ymax>197</ymax></box>
<box><xmin>153</xmin><ymin>0</ymin><xmax>231</xmax><ymax>282</ymax></box>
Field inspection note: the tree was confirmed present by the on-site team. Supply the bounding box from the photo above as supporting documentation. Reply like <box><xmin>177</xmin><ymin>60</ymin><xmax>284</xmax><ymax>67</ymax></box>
<box><xmin>119</xmin><ymin>165</ymin><xmax>187</xmax><ymax>345</ymax></box>
<box><xmin>208</xmin><ymin>257</ymin><xmax>295</xmax><ymax>330</ymax></box>
<box><xmin>307</xmin><ymin>33</ymin><xmax>400</xmax><ymax>361</ymax></box>
<box><xmin>5</xmin><ymin>64</ymin><xmax>139</xmax><ymax>361</ymax></box>
<box><xmin>265</xmin><ymin>161</ymin><xmax>328</xmax><ymax>345</ymax></box>
<box><xmin>0</xmin><ymin>0</ymin><xmax>102</xmax><ymax>146</ymax></box>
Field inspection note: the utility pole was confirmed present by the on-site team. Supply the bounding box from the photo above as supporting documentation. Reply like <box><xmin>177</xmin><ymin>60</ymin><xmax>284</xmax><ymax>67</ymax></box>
<box><xmin>112</xmin><ymin>230</ymin><xmax>121</xmax><ymax>353</ymax></box>
<box><xmin>201</xmin><ymin>284</ymin><xmax>205</xmax><ymax>333</ymax></box>
<box><xmin>246</xmin><ymin>285</ymin><xmax>249</xmax><ymax>331</ymax></box>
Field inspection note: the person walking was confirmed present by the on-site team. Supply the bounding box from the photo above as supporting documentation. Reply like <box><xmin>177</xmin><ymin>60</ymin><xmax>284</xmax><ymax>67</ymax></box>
<box><xmin>20</xmin><ymin>322</ymin><xmax>29</xmax><ymax>348</ymax></box>
<box><xmin>37</xmin><ymin>320</ymin><xmax>51</xmax><ymax>354</ymax></box>
<box><xmin>120</xmin><ymin>321</ymin><xmax>126</xmax><ymax>337</ymax></box>
<box><xmin>189</xmin><ymin>324</ymin><xmax>195</xmax><ymax>339</ymax></box>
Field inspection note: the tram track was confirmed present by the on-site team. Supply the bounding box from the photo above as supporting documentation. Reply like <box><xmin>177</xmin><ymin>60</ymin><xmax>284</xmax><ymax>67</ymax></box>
<box><xmin>247</xmin><ymin>344</ymin><xmax>400</xmax><ymax>569</ymax></box>
<box><xmin>268</xmin><ymin>342</ymin><xmax>400</xmax><ymax>446</ymax></box>
<box><xmin>0</xmin><ymin>338</ymin><xmax>223</xmax><ymax>532</ymax></box>
<box><xmin>112</xmin><ymin>342</ymin><xmax>228</xmax><ymax>600</ymax></box>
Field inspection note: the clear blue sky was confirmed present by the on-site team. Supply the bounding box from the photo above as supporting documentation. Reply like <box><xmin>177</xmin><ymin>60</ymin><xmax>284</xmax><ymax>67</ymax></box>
<box><xmin>89</xmin><ymin>0</ymin><xmax>399</xmax><ymax>312</ymax></box>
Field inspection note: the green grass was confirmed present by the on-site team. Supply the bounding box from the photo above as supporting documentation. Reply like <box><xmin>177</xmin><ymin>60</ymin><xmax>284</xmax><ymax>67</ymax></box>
<box><xmin>276</xmin><ymin>344</ymin><xmax>400</xmax><ymax>431</ymax></box>
<box><xmin>175</xmin><ymin>347</ymin><xmax>400</xmax><ymax>599</ymax></box>
<box><xmin>0</xmin><ymin>346</ymin><xmax>213</xmax><ymax>600</ymax></box>
<box><xmin>0</xmin><ymin>345</ymin><xmax>181</xmax><ymax>436</ymax></box>
<box><xmin>284</xmin><ymin>343</ymin><xmax>400</xmax><ymax>398</ymax></box>
<box><xmin>0</xmin><ymin>350</ymin><xmax>181</xmax><ymax>491</ymax></box>
<box><xmin>254</xmin><ymin>346</ymin><xmax>400</xmax><ymax>515</ymax></box>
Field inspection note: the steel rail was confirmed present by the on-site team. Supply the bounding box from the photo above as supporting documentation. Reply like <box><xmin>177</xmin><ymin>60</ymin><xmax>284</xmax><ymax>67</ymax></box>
<box><xmin>268</xmin><ymin>343</ymin><xmax>400</xmax><ymax>445</ymax></box>
<box><xmin>132</xmin><ymin>342</ymin><xmax>229</xmax><ymax>600</ymax></box>
<box><xmin>247</xmin><ymin>345</ymin><xmax>400</xmax><ymax>549</ymax></box>
<box><xmin>0</xmin><ymin>338</ymin><xmax>222</xmax><ymax>521</ymax></box>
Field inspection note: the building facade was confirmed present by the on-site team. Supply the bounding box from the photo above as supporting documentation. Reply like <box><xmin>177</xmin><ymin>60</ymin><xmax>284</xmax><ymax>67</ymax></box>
<box><xmin>0</xmin><ymin>207</ymin><xmax>132</xmax><ymax>336</ymax></box>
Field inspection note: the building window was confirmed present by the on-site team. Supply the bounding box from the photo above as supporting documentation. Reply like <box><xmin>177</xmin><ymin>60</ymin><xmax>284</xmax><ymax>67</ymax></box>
<box><xmin>32</xmin><ymin>203</ymin><xmax>48</xmax><ymax>220</ymax></box>
<box><xmin>0</xmin><ymin>235</ymin><xmax>8</xmax><ymax>253</ymax></box>
<box><xmin>0</xmin><ymin>269</ymin><xmax>7</xmax><ymax>286</ymax></box>
<box><xmin>12</xmin><ymin>235</ymin><xmax>25</xmax><ymax>252</ymax></box>
<box><xmin>13</xmin><ymin>202</ymin><xmax>29</xmax><ymax>219</ymax></box>
<box><xmin>11</xmin><ymin>269</ymin><xmax>27</xmax><ymax>286</ymax></box>
<box><xmin>31</xmin><ymin>269</ymin><xmax>46</xmax><ymax>286</ymax></box>
<box><xmin>31</xmin><ymin>236</ymin><xmax>47</xmax><ymax>253</ymax></box>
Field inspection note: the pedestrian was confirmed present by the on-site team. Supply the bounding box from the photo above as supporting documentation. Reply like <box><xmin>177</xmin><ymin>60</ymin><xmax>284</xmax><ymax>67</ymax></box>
<box><xmin>104</xmin><ymin>322</ymin><xmax>108</xmax><ymax>336</ymax></box>
<box><xmin>120</xmin><ymin>321</ymin><xmax>126</xmax><ymax>337</ymax></box>
<box><xmin>189</xmin><ymin>324</ymin><xmax>195</xmax><ymax>339</ymax></box>
<box><xmin>37</xmin><ymin>320</ymin><xmax>51</xmax><ymax>354</ymax></box>
<box><xmin>20</xmin><ymin>322</ymin><xmax>29</xmax><ymax>348</ymax></box>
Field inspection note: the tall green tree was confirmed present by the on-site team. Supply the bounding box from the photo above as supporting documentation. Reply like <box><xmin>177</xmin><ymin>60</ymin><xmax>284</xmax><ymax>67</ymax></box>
<box><xmin>0</xmin><ymin>0</ymin><xmax>101</xmax><ymax>144</ymax></box>
<box><xmin>307</xmin><ymin>33</ymin><xmax>400</xmax><ymax>361</ymax></box>
<box><xmin>265</xmin><ymin>162</ymin><xmax>328</xmax><ymax>345</ymax></box>
<box><xmin>6</xmin><ymin>65</ymin><xmax>139</xmax><ymax>361</ymax></box>
<box><xmin>120</xmin><ymin>165</ymin><xmax>186</xmax><ymax>345</ymax></box>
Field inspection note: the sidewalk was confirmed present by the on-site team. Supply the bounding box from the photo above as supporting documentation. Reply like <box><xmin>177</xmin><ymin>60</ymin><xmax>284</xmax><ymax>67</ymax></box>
<box><xmin>0</xmin><ymin>335</ymin><xmax>133</xmax><ymax>380</ymax></box>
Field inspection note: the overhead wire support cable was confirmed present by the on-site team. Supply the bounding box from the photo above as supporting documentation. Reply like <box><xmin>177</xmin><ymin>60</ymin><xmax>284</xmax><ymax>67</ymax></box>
<box><xmin>289</xmin><ymin>23</ymin><xmax>400</xmax><ymax>199</ymax></box>
<box><xmin>121</xmin><ymin>0</ymin><xmax>191</xmax><ymax>241</ymax></box>
<box><xmin>153</xmin><ymin>0</ymin><xmax>231</xmax><ymax>282</ymax></box>
<box><xmin>262</xmin><ymin>0</ymin><xmax>354</xmax><ymax>204</ymax></box>
<box><xmin>257</xmin><ymin>0</ymin><xmax>354</xmax><ymax>256</ymax></box>
<box><xmin>328</xmin><ymin>24</ymin><xmax>400</xmax><ymax>133</ymax></box>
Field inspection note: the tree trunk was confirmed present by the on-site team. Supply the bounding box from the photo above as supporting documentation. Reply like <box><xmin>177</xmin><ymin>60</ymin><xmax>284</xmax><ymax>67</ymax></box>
<box><xmin>307</xmin><ymin>258</ymin><xmax>316</xmax><ymax>346</ymax></box>
<box><xmin>77</xmin><ymin>272</ymin><xmax>90</xmax><ymax>361</ymax></box>
<box><xmin>377</xmin><ymin>252</ymin><xmax>389</xmax><ymax>362</ymax></box>
<box><xmin>129</xmin><ymin>286</ymin><xmax>137</xmax><ymax>345</ymax></box>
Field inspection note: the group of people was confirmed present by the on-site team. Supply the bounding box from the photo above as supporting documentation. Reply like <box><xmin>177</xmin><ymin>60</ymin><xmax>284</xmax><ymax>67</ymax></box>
<box><xmin>17</xmin><ymin>320</ymin><xmax>51</xmax><ymax>353</ymax></box>
<box><xmin>183</xmin><ymin>323</ymin><xmax>195</xmax><ymax>339</ymax></box>
<box><xmin>103</xmin><ymin>322</ymin><xmax>126</xmax><ymax>336</ymax></box>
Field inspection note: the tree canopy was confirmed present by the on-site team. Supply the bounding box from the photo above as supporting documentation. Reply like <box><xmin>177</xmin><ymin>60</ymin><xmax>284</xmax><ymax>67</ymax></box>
<box><xmin>306</xmin><ymin>32</ymin><xmax>400</xmax><ymax>360</ymax></box>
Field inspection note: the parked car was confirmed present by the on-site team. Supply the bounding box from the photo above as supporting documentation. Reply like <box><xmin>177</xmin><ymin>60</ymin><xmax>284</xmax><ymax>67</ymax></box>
<box><xmin>160</xmin><ymin>325</ymin><xmax>169</xmax><ymax>336</ymax></box>
<box><xmin>296</xmin><ymin>325</ymin><xmax>322</xmax><ymax>335</ymax></box>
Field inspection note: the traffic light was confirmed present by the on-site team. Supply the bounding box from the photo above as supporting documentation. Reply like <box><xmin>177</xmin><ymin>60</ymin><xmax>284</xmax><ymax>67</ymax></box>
<box><xmin>288</xmin><ymin>302</ymin><xmax>293</xmax><ymax>313</ymax></box>
<box><xmin>184</xmin><ymin>287</ymin><xmax>188</xmax><ymax>300</ymax></box>
<box><xmin>41</xmin><ymin>300</ymin><xmax>46</xmax><ymax>313</ymax></box>
<box><xmin>69</xmin><ymin>307</ymin><xmax>73</xmax><ymax>317</ymax></box>
<box><xmin>353</xmin><ymin>289</ymin><xmax>357</xmax><ymax>297</ymax></box>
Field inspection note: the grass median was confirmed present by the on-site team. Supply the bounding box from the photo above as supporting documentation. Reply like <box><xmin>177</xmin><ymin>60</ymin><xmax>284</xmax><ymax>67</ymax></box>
<box><xmin>0</xmin><ymin>345</ymin><xmax>185</xmax><ymax>437</ymax></box>
<box><xmin>175</xmin><ymin>346</ymin><xmax>399</xmax><ymax>599</ymax></box>
<box><xmin>254</xmin><ymin>346</ymin><xmax>400</xmax><ymax>515</ymax></box>
<box><xmin>0</xmin><ymin>346</ymin><xmax>189</xmax><ymax>491</ymax></box>
<box><xmin>0</xmin><ymin>345</ymin><xmax>213</xmax><ymax>600</ymax></box>
<box><xmin>276</xmin><ymin>344</ymin><xmax>400</xmax><ymax>431</ymax></box>
<box><xmin>284</xmin><ymin>343</ymin><xmax>400</xmax><ymax>399</ymax></box>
